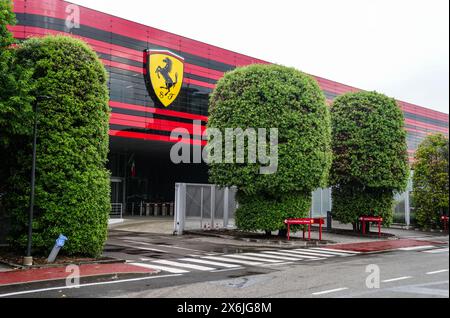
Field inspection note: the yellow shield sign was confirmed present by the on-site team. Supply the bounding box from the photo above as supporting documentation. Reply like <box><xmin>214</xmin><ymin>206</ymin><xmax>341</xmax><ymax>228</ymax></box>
<box><xmin>147</xmin><ymin>49</ymin><xmax>184</xmax><ymax>107</ymax></box>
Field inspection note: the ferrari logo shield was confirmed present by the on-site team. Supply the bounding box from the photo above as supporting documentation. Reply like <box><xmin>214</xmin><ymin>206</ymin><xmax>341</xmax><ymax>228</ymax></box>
<box><xmin>147</xmin><ymin>50</ymin><xmax>184</xmax><ymax>107</ymax></box>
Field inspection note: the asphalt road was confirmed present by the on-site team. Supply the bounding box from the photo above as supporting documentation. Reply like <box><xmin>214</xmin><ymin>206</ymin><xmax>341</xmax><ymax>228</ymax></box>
<box><xmin>0</xmin><ymin>230</ymin><xmax>447</xmax><ymax>298</ymax></box>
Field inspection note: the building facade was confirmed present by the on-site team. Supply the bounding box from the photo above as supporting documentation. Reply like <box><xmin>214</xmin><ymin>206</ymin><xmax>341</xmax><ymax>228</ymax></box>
<box><xmin>10</xmin><ymin>0</ymin><xmax>449</xmax><ymax>221</ymax></box>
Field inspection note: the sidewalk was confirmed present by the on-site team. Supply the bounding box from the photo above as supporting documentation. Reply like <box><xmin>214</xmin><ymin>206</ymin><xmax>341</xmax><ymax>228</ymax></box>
<box><xmin>0</xmin><ymin>262</ymin><xmax>159</xmax><ymax>286</ymax></box>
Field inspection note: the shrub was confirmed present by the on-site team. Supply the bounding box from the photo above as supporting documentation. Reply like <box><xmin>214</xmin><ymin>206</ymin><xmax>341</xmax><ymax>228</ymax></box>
<box><xmin>208</xmin><ymin>64</ymin><xmax>331</xmax><ymax>232</ymax></box>
<box><xmin>412</xmin><ymin>133</ymin><xmax>449</xmax><ymax>229</ymax></box>
<box><xmin>330</xmin><ymin>91</ymin><xmax>409</xmax><ymax>227</ymax></box>
<box><xmin>4</xmin><ymin>35</ymin><xmax>110</xmax><ymax>256</ymax></box>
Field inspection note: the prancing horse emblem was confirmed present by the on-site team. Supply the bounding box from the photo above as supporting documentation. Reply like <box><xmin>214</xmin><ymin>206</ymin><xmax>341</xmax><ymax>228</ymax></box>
<box><xmin>147</xmin><ymin>50</ymin><xmax>184</xmax><ymax>107</ymax></box>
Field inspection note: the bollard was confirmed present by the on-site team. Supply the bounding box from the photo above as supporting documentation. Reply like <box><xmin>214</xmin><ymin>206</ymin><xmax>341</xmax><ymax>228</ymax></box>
<box><xmin>162</xmin><ymin>203</ymin><xmax>167</xmax><ymax>216</ymax></box>
<box><xmin>47</xmin><ymin>234</ymin><xmax>68</xmax><ymax>263</ymax></box>
<box><xmin>326</xmin><ymin>211</ymin><xmax>332</xmax><ymax>232</ymax></box>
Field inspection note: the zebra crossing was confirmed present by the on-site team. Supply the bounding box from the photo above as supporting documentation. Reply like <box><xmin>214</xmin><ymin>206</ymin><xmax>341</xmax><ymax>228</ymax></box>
<box><xmin>130</xmin><ymin>247</ymin><xmax>360</xmax><ymax>274</ymax></box>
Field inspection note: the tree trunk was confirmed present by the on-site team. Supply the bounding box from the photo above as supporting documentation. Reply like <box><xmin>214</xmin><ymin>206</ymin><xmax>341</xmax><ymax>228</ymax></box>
<box><xmin>278</xmin><ymin>229</ymin><xmax>287</xmax><ymax>237</ymax></box>
<box><xmin>264</xmin><ymin>230</ymin><xmax>272</xmax><ymax>237</ymax></box>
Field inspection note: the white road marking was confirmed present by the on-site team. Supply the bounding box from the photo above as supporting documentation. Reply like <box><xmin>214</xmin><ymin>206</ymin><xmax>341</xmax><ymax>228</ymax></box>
<box><xmin>382</xmin><ymin>276</ymin><xmax>412</xmax><ymax>283</ymax></box>
<box><xmin>151</xmin><ymin>260</ymin><xmax>215</xmax><ymax>271</ymax></box>
<box><xmin>398</xmin><ymin>245</ymin><xmax>435</xmax><ymax>251</ymax></box>
<box><xmin>265</xmin><ymin>250</ymin><xmax>320</xmax><ymax>259</ymax></box>
<box><xmin>280</xmin><ymin>249</ymin><xmax>335</xmax><ymax>258</ymax></box>
<box><xmin>201</xmin><ymin>256</ymin><xmax>263</xmax><ymax>266</ymax></box>
<box><xmin>423</xmin><ymin>247</ymin><xmax>449</xmax><ymax>254</ymax></box>
<box><xmin>130</xmin><ymin>262</ymin><xmax>189</xmax><ymax>274</ymax></box>
<box><xmin>224</xmin><ymin>254</ymin><xmax>281</xmax><ymax>263</ymax></box>
<box><xmin>309</xmin><ymin>248</ymin><xmax>360</xmax><ymax>255</ymax></box>
<box><xmin>312</xmin><ymin>287</ymin><xmax>348</xmax><ymax>295</ymax></box>
<box><xmin>0</xmin><ymin>274</ymin><xmax>182</xmax><ymax>298</ymax></box>
<box><xmin>242</xmin><ymin>252</ymin><xmax>302</xmax><ymax>261</ymax></box>
<box><xmin>179</xmin><ymin>258</ymin><xmax>241</xmax><ymax>268</ymax></box>
<box><xmin>426</xmin><ymin>269</ymin><xmax>449</xmax><ymax>275</ymax></box>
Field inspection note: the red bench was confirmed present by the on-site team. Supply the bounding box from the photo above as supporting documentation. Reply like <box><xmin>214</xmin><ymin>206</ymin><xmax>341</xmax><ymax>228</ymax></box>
<box><xmin>284</xmin><ymin>218</ymin><xmax>325</xmax><ymax>241</ymax></box>
<box><xmin>441</xmin><ymin>216</ymin><xmax>449</xmax><ymax>231</ymax></box>
<box><xmin>359</xmin><ymin>216</ymin><xmax>383</xmax><ymax>238</ymax></box>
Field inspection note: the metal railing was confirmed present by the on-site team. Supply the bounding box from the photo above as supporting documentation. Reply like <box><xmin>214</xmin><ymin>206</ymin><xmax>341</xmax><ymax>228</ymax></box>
<box><xmin>110</xmin><ymin>203</ymin><xmax>123</xmax><ymax>219</ymax></box>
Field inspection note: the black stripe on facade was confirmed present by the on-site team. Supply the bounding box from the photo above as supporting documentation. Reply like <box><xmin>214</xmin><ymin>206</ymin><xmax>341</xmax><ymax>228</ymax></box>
<box><xmin>15</xmin><ymin>13</ymin><xmax>236</xmax><ymax>73</ymax></box>
<box><xmin>111</xmin><ymin>107</ymin><xmax>207</xmax><ymax>125</ymax></box>
<box><xmin>109</xmin><ymin>124</ymin><xmax>203</xmax><ymax>141</ymax></box>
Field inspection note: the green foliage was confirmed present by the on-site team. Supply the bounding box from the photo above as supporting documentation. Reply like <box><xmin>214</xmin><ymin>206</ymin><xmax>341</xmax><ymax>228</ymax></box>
<box><xmin>4</xmin><ymin>35</ymin><xmax>110</xmax><ymax>256</ymax></box>
<box><xmin>235</xmin><ymin>192</ymin><xmax>311</xmax><ymax>232</ymax></box>
<box><xmin>0</xmin><ymin>0</ymin><xmax>15</xmax><ymax>47</ymax></box>
<box><xmin>330</xmin><ymin>91</ymin><xmax>409</xmax><ymax>226</ymax></box>
<box><xmin>208</xmin><ymin>64</ymin><xmax>331</xmax><ymax>232</ymax></box>
<box><xmin>412</xmin><ymin>133</ymin><xmax>449</xmax><ymax>229</ymax></box>
<box><xmin>331</xmin><ymin>184</ymin><xmax>395</xmax><ymax>225</ymax></box>
<box><xmin>0</xmin><ymin>0</ymin><xmax>35</xmax><ymax>199</ymax></box>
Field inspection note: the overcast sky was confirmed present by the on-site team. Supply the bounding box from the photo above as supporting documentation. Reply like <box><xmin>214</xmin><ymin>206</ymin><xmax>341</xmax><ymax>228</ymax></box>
<box><xmin>70</xmin><ymin>0</ymin><xmax>449</xmax><ymax>114</ymax></box>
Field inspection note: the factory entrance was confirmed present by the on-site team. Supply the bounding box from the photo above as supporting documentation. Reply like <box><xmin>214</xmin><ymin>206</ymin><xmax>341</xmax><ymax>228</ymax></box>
<box><xmin>108</xmin><ymin>136</ymin><xmax>208</xmax><ymax>218</ymax></box>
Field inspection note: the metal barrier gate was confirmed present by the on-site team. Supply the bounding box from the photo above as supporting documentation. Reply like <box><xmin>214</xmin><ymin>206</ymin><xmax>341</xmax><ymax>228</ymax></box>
<box><xmin>173</xmin><ymin>183</ymin><xmax>237</xmax><ymax>235</ymax></box>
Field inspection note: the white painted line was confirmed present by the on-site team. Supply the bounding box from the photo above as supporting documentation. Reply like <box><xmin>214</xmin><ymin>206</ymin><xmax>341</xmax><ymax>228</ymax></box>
<box><xmin>244</xmin><ymin>252</ymin><xmax>303</xmax><ymax>261</ymax></box>
<box><xmin>179</xmin><ymin>258</ymin><xmax>240</xmax><ymax>268</ymax></box>
<box><xmin>130</xmin><ymin>262</ymin><xmax>189</xmax><ymax>274</ymax></box>
<box><xmin>139</xmin><ymin>258</ymin><xmax>151</xmax><ymax>261</ymax></box>
<box><xmin>201</xmin><ymin>256</ymin><xmax>263</xmax><ymax>266</ymax></box>
<box><xmin>426</xmin><ymin>269</ymin><xmax>449</xmax><ymax>275</ymax></box>
<box><xmin>312</xmin><ymin>287</ymin><xmax>348</xmax><ymax>295</ymax></box>
<box><xmin>224</xmin><ymin>254</ymin><xmax>281</xmax><ymax>263</ymax></box>
<box><xmin>309</xmin><ymin>248</ymin><xmax>360</xmax><ymax>255</ymax></box>
<box><xmin>280</xmin><ymin>249</ymin><xmax>335</xmax><ymax>258</ymax></box>
<box><xmin>0</xmin><ymin>274</ymin><xmax>182</xmax><ymax>298</ymax></box>
<box><xmin>152</xmin><ymin>260</ymin><xmax>215</xmax><ymax>271</ymax></box>
<box><xmin>423</xmin><ymin>248</ymin><xmax>449</xmax><ymax>254</ymax></box>
<box><xmin>382</xmin><ymin>276</ymin><xmax>412</xmax><ymax>283</ymax></box>
<box><xmin>398</xmin><ymin>245</ymin><xmax>435</xmax><ymax>251</ymax></box>
<box><xmin>265</xmin><ymin>251</ymin><xmax>320</xmax><ymax>259</ymax></box>
<box><xmin>260</xmin><ymin>262</ymin><xmax>294</xmax><ymax>267</ymax></box>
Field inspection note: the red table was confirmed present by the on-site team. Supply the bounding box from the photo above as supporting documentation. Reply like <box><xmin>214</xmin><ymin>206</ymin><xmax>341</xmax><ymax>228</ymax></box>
<box><xmin>284</xmin><ymin>218</ymin><xmax>325</xmax><ymax>241</ymax></box>
<box><xmin>359</xmin><ymin>216</ymin><xmax>383</xmax><ymax>238</ymax></box>
<box><xmin>441</xmin><ymin>215</ymin><xmax>449</xmax><ymax>231</ymax></box>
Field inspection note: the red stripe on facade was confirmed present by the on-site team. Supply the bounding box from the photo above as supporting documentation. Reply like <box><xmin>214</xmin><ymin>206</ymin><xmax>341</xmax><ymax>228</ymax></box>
<box><xmin>110</xmin><ymin>113</ymin><xmax>206</xmax><ymax>135</ymax></box>
<box><xmin>12</xmin><ymin>0</ymin><xmax>268</xmax><ymax>67</ymax></box>
<box><xmin>109</xmin><ymin>100</ymin><xmax>208</xmax><ymax>122</ymax></box>
<box><xmin>404</xmin><ymin>118</ymin><xmax>449</xmax><ymax>134</ymax></box>
<box><xmin>109</xmin><ymin>129</ymin><xmax>206</xmax><ymax>146</ymax></box>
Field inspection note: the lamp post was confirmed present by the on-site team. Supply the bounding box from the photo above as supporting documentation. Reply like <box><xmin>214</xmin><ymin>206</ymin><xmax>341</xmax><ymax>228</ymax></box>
<box><xmin>24</xmin><ymin>96</ymin><xmax>50</xmax><ymax>266</ymax></box>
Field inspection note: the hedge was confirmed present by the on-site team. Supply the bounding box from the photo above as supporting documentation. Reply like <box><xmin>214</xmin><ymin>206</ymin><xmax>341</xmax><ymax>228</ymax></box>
<box><xmin>208</xmin><ymin>64</ymin><xmax>331</xmax><ymax>232</ymax></box>
<box><xmin>330</xmin><ymin>91</ymin><xmax>409</xmax><ymax>226</ymax></box>
<box><xmin>412</xmin><ymin>133</ymin><xmax>449</xmax><ymax>229</ymax></box>
<box><xmin>4</xmin><ymin>35</ymin><xmax>110</xmax><ymax>256</ymax></box>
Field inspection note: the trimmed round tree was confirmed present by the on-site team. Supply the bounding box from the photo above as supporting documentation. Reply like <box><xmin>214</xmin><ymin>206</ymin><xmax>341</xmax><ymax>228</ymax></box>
<box><xmin>207</xmin><ymin>64</ymin><xmax>332</xmax><ymax>233</ymax></box>
<box><xmin>330</xmin><ymin>91</ymin><xmax>409</xmax><ymax>228</ymax></box>
<box><xmin>5</xmin><ymin>35</ymin><xmax>110</xmax><ymax>256</ymax></box>
<box><xmin>412</xmin><ymin>133</ymin><xmax>449</xmax><ymax>229</ymax></box>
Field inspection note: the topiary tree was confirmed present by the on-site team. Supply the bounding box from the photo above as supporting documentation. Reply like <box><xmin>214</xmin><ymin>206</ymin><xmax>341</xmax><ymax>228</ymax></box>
<box><xmin>4</xmin><ymin>35</ymin><xmax>110</xmax><ymax>256</ymax></box>
<box><xmin>330</xmin><ymin>91</ymin><xmax>409</xmax><ymax>229</ymax></box>
<box><xmin>412</xmin><ymin>133</ymin><xmax>449</xmax><ymax>229</ymax></box>
<box><xmin>207</xmin><ymin>64</ymin><xmax>332</xmax><ymax>234</ymax></box>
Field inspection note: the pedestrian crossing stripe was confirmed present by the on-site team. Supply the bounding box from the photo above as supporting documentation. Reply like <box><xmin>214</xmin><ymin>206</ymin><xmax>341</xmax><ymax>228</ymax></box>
<box><xmin>223</xmin><ymin>254</ymin><xmax>281</xmax><ymax>263</ymax></box>
<box><xmin>129</xmin><ymin>247</ymin><xmax>361</xmax><ymax>274</ymax></box>
<box><xmin>152</xmin><ymin>259</ymin><xmax>215</xmax><ymax>271</ymax></box>
<box><xmin>282</xmin><ymin>249</ymin><xmax>335</xmax><ymax>257</ymax></box>
<box><xmin>179</xmin><ymin>258</ymin><xmax>241</xmax><ymax>268</ymax></box>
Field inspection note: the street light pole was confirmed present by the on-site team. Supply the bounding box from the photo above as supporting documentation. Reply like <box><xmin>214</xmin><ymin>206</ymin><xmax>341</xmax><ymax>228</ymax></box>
<box><xmin>24</xmin><ymin>96</ymin><xmax>49</xmax><ymax>266</ymax></box>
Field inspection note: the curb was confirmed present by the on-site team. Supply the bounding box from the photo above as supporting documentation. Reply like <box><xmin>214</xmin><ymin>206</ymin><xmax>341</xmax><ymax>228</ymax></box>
<box><xmin>184</xmin><ymin>230</ymin><xmax>330</xmax><ymax>247</ymax></box>
<box><xmin>0</xmin><ymin>258</ymin><xmax>126</xmax><ymax>270</ymax></box>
